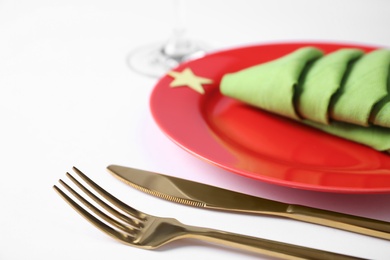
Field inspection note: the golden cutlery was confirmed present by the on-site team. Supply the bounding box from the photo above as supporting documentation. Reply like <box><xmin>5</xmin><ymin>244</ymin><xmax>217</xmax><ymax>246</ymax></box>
<box><xmin>54</xmin><ymin>167</ymin><xmax>361</xmax><ymax>260</ymax></box>
<box><xmin>107</xmin><ymin>164</ymin><xmax>390</xmax><ymax>241</ymax></box>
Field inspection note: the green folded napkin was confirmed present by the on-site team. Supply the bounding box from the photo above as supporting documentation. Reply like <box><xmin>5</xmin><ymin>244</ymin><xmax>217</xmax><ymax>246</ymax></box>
<box><xmin>297</xmin><ymin>48</ymin><xmax>364</xmax><ymax>124</ymax></box>
<box><xmin>372</xmin><ymin>96</ymin><xmax>390</xmax><ymax>127</ymax></box>
<box><xmin>304</xmin><ymin>120</ymin><xmax>390</xmax><ymax>152</ymax></box>
<box><xmin>330</xmin><ymin>49</ymin><xmax>390</xmax><ymax>127</ymax></box>
<box><xmin>220</xmin><ymin>47</ymin><xmax>390</xmax><ymax>152</ymax></box>
<box><xmin>220</xmin><ymin>47</ymin><xmax>323</xmax><ymax>120</ymax></box>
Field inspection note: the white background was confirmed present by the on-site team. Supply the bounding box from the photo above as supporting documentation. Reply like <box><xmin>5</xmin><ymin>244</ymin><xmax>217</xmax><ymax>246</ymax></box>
<box><xmin>1</xmin><ymin>0</ymin><xmax>390</xmax><ymax>259</ymax></box>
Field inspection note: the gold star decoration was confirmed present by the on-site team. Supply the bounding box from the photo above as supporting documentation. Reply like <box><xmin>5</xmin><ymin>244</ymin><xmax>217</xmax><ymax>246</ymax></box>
<box><xmin>168</xmin><ymin>68</ymin><xmax>213</xmax><ymax>94</ymax></box>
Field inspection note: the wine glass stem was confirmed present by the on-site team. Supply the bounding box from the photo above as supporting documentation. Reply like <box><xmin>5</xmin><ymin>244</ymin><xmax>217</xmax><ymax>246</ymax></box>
<box><xmin>163</xmin><ymin>0</ymin><xmax>192</xmax><ymax>59</ymax></box>
<box><xmin>172</xmin><ymin>0</ymin><xmax>186</xmax><ymax>39</ymax></box>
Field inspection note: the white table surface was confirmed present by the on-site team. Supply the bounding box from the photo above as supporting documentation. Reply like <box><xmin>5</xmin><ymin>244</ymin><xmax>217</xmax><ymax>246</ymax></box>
<box><xmin>1</xmin><ymin>0</ymin><xmax>390</xmax><ymax>259</ymax></box>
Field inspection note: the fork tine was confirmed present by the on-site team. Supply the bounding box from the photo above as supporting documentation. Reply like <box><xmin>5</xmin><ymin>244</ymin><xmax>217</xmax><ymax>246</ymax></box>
<box><xmin>53</xmin><ymin>185</ymin><xmax>134</xmax><ymax>244</ymax></box>
<box><xmin>72</xmin><ymin>166</ymin><xmax>145</xmax><ymax>220</ymax></box>
<box><xmin>65</xmin><ymin>172</ymin><xmax>143</xmax><ymax>229</ymax></box>
<box><xmin>58</xmin><ymin>177</ymin><xmax>140</xmax><ymax>234</ymax></box>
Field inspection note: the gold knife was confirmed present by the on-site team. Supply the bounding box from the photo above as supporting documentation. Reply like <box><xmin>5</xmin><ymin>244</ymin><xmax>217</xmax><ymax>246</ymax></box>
<box><xmin>107</xmin><ymin>164</ymin><xmax>390</xmax><ymax>240</ymax></box>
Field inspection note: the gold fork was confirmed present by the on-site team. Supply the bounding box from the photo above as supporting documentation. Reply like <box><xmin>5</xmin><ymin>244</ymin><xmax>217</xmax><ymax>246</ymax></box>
<box><xmin>53</xmin><ymin>167</ymin><xmax>362</xmax><ymax>260</ymax></box>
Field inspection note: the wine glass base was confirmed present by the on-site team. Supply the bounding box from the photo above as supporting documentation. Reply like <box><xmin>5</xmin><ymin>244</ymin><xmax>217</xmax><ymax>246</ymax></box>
<box><xmin>127</xmin><ymin>42</ymin><xmax>209</xmax><ymax>78</ymax></box>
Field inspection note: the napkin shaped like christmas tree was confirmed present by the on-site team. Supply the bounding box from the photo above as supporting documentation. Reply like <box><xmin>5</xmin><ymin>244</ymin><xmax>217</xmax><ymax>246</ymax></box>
<box><xmin>220</xmin><ymin>47</ymin><xmax>390</xmax><ymax>152</ymax></box>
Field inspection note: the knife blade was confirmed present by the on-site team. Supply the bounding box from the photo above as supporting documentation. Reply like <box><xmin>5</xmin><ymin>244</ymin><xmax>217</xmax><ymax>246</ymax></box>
<box><xmin>107</xmin><ymin>164</ymin><xmax>390</xmax><ymax>240</ymax></box>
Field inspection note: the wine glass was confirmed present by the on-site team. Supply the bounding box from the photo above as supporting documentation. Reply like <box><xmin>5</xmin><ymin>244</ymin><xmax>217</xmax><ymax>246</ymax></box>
<box><xmin>127</xmin><ymin>0</ymin><xmax>211</xmax><ymax>78</ymax></box>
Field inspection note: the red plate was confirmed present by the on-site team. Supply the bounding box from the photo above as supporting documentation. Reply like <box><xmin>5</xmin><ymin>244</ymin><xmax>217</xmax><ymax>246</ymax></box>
<box><xmin>150</xmin><ymin>42</ymin><xmax>390</xmax><ymax>193</ymax></box>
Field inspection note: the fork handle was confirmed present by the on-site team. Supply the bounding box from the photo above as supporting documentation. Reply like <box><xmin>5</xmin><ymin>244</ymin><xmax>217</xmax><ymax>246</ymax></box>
<box><xmin>188</xmin><ymin>226</ymin><xmax>362</xmax><ymax>260</ymax></box>
<box><xmin>283</xmin><ymin>204</ymin><xmax>390</xmax><ymax>240</ymax></box>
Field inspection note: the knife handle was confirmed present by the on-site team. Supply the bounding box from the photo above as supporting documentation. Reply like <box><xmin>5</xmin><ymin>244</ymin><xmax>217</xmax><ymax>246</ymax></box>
<box><xmin>285</xmin><ymin>204</ymin><xmax>390</xmax><ymax>240</ymax></box>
